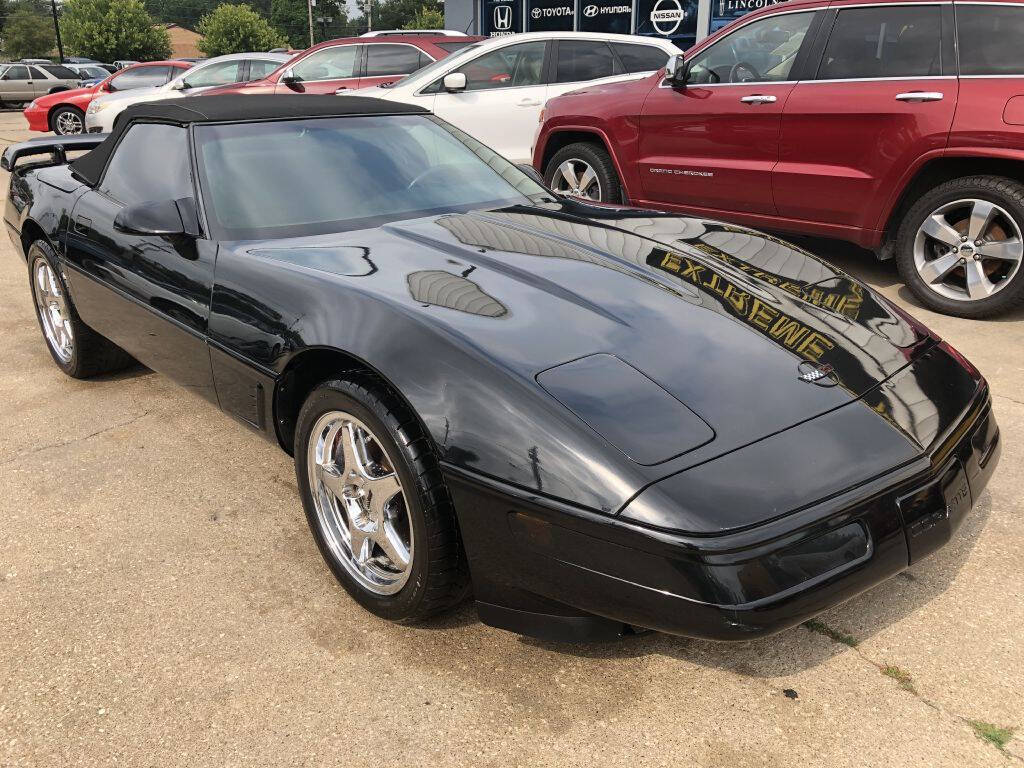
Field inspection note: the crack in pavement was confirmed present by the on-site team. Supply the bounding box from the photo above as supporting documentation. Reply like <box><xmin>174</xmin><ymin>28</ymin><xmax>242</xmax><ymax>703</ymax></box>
<box><xmin>803</xmin><ymin>625</ymin><xmax>1023</xmax><ymax>762</ymax></box>
<box><xmin>994</xmin><ymin>392</ymin><xmax>1024</xmax><ymax>408</ymax></box>
<box><xmin>0</xmin><ymin>409</ymin><xmax>153</xmax><ymax>467</ymax></box>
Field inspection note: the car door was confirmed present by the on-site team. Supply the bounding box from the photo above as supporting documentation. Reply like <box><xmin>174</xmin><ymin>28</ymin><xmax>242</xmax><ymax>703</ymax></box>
<box><xmin>637</xmin><ymin>10</ymin><xmax>818</xmax><ymax>215</ymax></box>
<box><xmin>431</xmin><ymin>40</ymin><xmax>549</xmax><ymax>163</ymax></box>
<box><xmin>774</xmin><ymin>2</ymin><xmax>956</xmax><ymax>232</ymax></box>
<box><xmin>361</xmin><ymin>43</ymin><xmax>433</xmax><ymax>88</ymax></box>
<box><xmin>177</xmin><ymin>59</ymin><xmax>245</xmax><ymax>94</ymax></box>
<box><xmin>1</xmin><ymin>65</ymin><xmax>34</xmax><ymax>101</ymax></box>
<box><xmin>278</xmin><ymin>43</ymin><xmax>363</xmax><ymax>94</ymax></box>
<box><xmin>62</xmin><ymin>122</ymin><xmax>218</xmax><ymax>402</ymax></box>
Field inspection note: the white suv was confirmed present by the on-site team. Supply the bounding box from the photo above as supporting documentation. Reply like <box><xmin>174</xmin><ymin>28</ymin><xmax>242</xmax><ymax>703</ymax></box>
<box><xmin>346</xmin><ymin>32</ymin><xmax>678</xmax><ymax>164</ymax></box>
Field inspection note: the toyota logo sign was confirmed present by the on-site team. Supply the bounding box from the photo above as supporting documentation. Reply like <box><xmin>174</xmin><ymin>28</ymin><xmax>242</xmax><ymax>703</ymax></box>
<box><xmin>531</xmin><ymin>6</ymin><xmax>542</xmax><ymax>17</ymax></box>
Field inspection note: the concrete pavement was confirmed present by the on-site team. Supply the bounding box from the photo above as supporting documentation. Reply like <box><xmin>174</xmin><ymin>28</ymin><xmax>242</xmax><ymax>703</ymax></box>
<box><xmin>0</xmin><ymin>109</ymin><xmax>1020</xmax><ymax>767</ymax></box>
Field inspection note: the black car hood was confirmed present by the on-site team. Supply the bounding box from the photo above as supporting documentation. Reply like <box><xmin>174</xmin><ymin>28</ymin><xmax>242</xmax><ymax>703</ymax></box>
<box><xmin>247</xmin><ymin>203</ymin><xmax>930</xmax><ymax>485</ymax></box>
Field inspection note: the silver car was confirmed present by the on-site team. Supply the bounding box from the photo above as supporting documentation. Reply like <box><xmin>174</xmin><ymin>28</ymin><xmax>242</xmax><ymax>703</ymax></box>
<box><xmin>0</xmin><ymin>63</ymin><xmax>81</xmax><ymax>105</ymax></box>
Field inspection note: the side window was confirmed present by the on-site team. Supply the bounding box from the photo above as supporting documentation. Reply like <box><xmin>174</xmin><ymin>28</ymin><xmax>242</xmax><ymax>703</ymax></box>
<box><xmin>957</xmin><ymin>5</ymin><xmax>1024</xmax><ymax>76</ymax></box>
<box><xmin>109</xmin><ymin>67</ymin><xmax>169</xmax><ymax>91</ymax></box>
<box><xmin>817</xmin><ymin>6</ymin><xmax>941</xmax><ymax>80</ymax></box>
<box><xmin>452</xmin><ymin>41</ymin><xmax>546</xmax><ymax>91</ymax></box>
<box><xmin>4</xmin><ymin>65</ymin><xmax>28</xmax><ymax>80</ymax></box>
<box><xmin>183</xmin><ymin>61</ymin><xmax>243</xmax><ymax>88</ymax></box>
<box><xmin>365</xmin><ymin>44</ymin><xmax>430</xmax><ymax>77</ymax></box>
<box><xmin>41</xmin><ymin>64</ymin><xmax>79</xmax><ymax>79</ymax></box>
<box><xmin>687</xmin><ymin>11</ymin><xmax>813</xmax><ymax>84</ymax></box>
<box><xmin>292</xmin><ymin>45</ymin><xmax>360</xmax><ymax>81</ymax></box>
<box><xmin>28</xmin><ymin>66</ymin><xmax>46</xmax><ymax>80</ymax></box>
<box><xmin>100</xmin><ymin>124</ymin><xmax>193</xmax><ymax>205</ymax></box>
<box><xmin>247</xmin><ymin>59</ymin><xmax>281</xmax><ymax>80</ymax></box>
<box><xmin>612</xmin><ymin>43</ymin><xmax>670</xmax><ymax>73</ymax></box>
<box><xmin>555</xmin><ymin>40</ymin><xmax>618</xmax><ymax>83</ymax></box>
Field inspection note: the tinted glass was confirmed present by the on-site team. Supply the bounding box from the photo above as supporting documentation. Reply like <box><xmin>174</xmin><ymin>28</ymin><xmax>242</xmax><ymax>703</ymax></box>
<box><xmin>109</xmin><ymin>66</ymin><xmax>170</xmax><ymax>90</ymax></box>
<box><xmin>365</xmin><ymin>44</ymin><xmax>428</xmax><ymax>76</ymax></box>
<box><xmin>27</xmin><ymin>66</ymin><xmax>45</xmax><ymax>79</ymax></box>
<box><xmin>454</xmin><ymin>41</ymin><xmax>546</xmax><ymax>91</ymax></box>
<box><xmin>247</xmin><ymin>59</ymin><xmax>281</xmax><ymax>79</ymax></box>
<box><xmin>41</xmin><ymin>64</ymin><xmax>79</xmax><ymax>78</ymax></box>
<box><xmin>612</xmin><ymin>42</ymin><xmax>670</xmax><ymax>73</ymax></box>
<box><xmin>184</xmin><ymin>60</ymin><xmax>243</xmax><ymax>87</ymax></box>
<box><xmin>100</xmin><ymin>124</ymin><xmax>192</xmax><ymax>205</ymax></box>
<box><xmin>4</xmin><ymin>65</ymin><xmax>28</xmax><ymax>80</ymax></box>
<box><xmin>818</xmin><ymin>6</ymin><xmax>941</xmax><ymax>80</ymax></box>
<box><xmin>688</xmin><ymin>11</ymin><xmax>812</xmax><ymax>84</ymax></box>
<box><xmin>293</xmin><ymin>45</ymin><xmax>360</xmax><ymax>81</ymax></box>
<box><xmin>555</xmin><ymin>40</ymin><xmax>617</xmax><ymax>83</ymax></box>
<box><xmin>957</xmin><ymin>5</ymin><xmax>1024</xmax><ymax>75</ymax></box>
<box><xmin>195</xmin><ymin>115</ymin><xmax>548</xmax><ymax>239</ymax></box>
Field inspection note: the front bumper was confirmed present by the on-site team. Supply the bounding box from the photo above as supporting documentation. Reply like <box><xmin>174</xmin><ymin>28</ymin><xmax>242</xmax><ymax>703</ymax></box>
<box><xmin>446</xmin><ymin>385</ymin><xmax>999</xmax><ymax>642</ymax></box>
<box><xmin>23</xmin><ymin>105</ymin><xmax>48</xmax><ymax>132</ymax></box>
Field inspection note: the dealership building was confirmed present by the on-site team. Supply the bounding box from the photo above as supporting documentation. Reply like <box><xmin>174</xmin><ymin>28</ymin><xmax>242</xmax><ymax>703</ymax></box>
<box><xmin>444</xmin><ymin>0</ymin><xmax>783</xmax><ymax>50</ymax></box>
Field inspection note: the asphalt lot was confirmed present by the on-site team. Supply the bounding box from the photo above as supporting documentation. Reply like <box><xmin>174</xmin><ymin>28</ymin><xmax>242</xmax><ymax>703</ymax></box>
<box><xmin>0</xmin><ymin>108</ymin><xmax>1021</xmax><ymax>768</ymax></box>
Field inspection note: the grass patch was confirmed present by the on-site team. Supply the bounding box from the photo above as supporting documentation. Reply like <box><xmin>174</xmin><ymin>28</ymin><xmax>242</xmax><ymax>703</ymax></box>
<box><xmin>803</xmin><ymin>619</ymin><xmax>859</xmax><ymax>647</ymax></box>
<box><xmin>968</xmin><ymin>720</ymin><xmax>1016</xmax><ymax>752</ymax></box>
<box><xmin>882</xmin><ymin>664</ymin><xmax>917</xmax><ymax>694</ymax></box>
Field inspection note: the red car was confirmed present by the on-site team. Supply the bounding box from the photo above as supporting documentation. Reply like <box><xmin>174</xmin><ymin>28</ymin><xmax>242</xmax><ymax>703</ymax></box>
<box><xmin>534</xmin><ymin>0</ymin><xmax>1024</xmax><ymax>318</ymax></box>
<box><xmin>197</xmin><ymin>34</ymin><xmax>483</xmax><ymax>96</ymax></box>
<box><xmin>24</xmin><ymin>61</ymin><xmax>191</xmax><ymax>135</ymax></box>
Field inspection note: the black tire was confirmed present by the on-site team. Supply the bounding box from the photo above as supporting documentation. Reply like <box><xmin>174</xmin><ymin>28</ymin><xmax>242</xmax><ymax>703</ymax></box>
<box><xmin>544</xmin><ymin>141</ymin><xmax>623</xmax><ymax>204</ymax></box>
<box><xmin>27</xmin><ymin>239</ymin><xmax>135</xmax><ymax>378</ymax></box>
<box><xmin>896</xmin><ymin>175</ymin><xmax>1024</xmax><ymax>318</ymax></box>
<box><xmin>49</xmin><ymin>104</ymin><xmax>84</xmax><ymax>135</ymax></box>
<box><xmin>294</xmin><ymin>374</ymin><xmax>469</xmax><ymax>622</ymax></box>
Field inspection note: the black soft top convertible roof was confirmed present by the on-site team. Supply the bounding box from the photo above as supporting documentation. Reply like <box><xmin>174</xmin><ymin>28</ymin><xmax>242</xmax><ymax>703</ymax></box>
<box><xmin>70</xmin><ymin>94</ymin><xmax>429</xmax><ymax>187</ymax></box>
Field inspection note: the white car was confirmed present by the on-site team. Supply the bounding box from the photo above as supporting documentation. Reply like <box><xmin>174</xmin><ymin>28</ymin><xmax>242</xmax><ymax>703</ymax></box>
<box><xmin>346</xmin><ymin>32</ymin><xmax>678</xmax><ymax>164</ymax></box>
<box><xmin>85</xmin><ymin>52</ymin><xmax>291</xmax><ymax>132</ymax></box>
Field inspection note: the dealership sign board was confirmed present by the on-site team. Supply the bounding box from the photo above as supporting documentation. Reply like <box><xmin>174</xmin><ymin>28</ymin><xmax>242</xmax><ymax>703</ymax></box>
<box><xmin>710</xmin><ymin>0</ymin><xmax>784</xmax><ymax>31</ymax></box>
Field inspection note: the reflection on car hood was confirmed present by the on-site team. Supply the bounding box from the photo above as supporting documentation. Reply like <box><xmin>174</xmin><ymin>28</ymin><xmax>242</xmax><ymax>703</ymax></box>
<box><xmin>246</xmin><ymin>204</ymin><xmax>932</xmax><ymax>465</ymax></box>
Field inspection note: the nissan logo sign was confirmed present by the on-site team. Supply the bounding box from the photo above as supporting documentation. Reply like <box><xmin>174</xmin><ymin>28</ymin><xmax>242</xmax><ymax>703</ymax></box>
<box><xmin>650</xmin><ymin>0</ymin><xmax>686</xmax><ymax>35</ymax></box>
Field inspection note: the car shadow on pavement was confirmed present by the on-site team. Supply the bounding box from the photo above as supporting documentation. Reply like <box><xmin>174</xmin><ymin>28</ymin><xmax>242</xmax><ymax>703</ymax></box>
<box><xmin>513</xmin><ymin>491</ymin><xmax>993</xmax><ymax>677</ymax></box>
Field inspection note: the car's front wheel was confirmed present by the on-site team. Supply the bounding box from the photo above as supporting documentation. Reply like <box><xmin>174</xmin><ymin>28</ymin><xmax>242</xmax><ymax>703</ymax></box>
<box><xmin>294</xmin><ymin>375</ymin><xmax>469</xmax><ymax>622</ymax></box>
<box><xmin>544</xmin><ymin>142</ymin><xmax>622</xmax><ymax>204</ymax></box>
<box><xmin>28</xmin><ymin>240</ymin><xmax>134</xmax><ymax>378</ymax></box>
<box><xmin>50</xmin><ymin>105</ymin><xmax>84</xmax><ymax>135</ymax></box>
<box><xmin>897</xmin><ymin>176</ymin><xmax>1024</xmax><ymax>317</ymax></box>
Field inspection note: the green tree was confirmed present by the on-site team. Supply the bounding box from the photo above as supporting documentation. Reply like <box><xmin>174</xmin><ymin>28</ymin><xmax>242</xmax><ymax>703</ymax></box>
<box><xmin>144</xmin><ymin>0</ymin><xmax>272</xmax><ymax>29</ymax></box>
<box><xmin>3</xmin><ymin>7</ymin><xmax>55</xmax><ymax>59</ymax></box>
<box><xmin>405</xmin><ymin>4</ymin><xmax>443</xmax><ymax>28</ymax></box>
<box><xmin>270</xmin><ymin>0</ymin><xmax>351</xmax><ymax>48</ymax></box>
<box><xmin>197</xmin><ymin>3</ymin><xmax>287</xmax><ymax>56</ymax></box>
<box><xmin>372</xmin><ymin>0</ymin><xmax>441</xmax><ymax>32</ymax></box>
<box><xmin>62</xmin><ymin>0</ymin><xmax>172</xmax><ymax>61</ymax></box>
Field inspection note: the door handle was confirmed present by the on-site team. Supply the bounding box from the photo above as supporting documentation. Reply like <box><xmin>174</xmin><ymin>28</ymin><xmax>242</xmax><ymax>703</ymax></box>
<box><xmin>740</xmin><ymin>94</ymin><xmax>777</xmax><ymax>104</ymax></box>
<box><xmin>516</xmin><ymin>98</ymin><xmax>542</xmax><ymax>107</ymax></box>
<box><xmin>895</xmin><ymin>91</ymin><xmax>944</xmax><ymax>102</ymax></box>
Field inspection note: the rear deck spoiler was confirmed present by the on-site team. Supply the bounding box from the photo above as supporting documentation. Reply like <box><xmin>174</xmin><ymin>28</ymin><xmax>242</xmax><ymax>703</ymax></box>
<box><xmin>1</xmin><ymin>134</ymin><xmax>107</xmax><ymax>171</ymax></box>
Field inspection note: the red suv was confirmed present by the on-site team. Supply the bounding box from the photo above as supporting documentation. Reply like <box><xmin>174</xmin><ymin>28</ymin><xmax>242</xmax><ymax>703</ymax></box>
<box><xmin>198</xmin><ymin>34</ymin><xmax>483</xmax><ymax>96</ymax></box>
<box><xmin>534</xmin><ymin>0</ymin><xmax>1024</xmax><ymax>317</ymax></box>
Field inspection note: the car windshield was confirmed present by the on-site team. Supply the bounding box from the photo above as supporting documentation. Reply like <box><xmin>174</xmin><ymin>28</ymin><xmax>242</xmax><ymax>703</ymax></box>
<box><xmin>386</xmin><ymin>45</ymin><xmax>482</xmax><ymax>88</ymax></box>
<box><xmin>194</xmin><ymin>114</ymin><xmax>550</xmax><ymax>240</ymax></box>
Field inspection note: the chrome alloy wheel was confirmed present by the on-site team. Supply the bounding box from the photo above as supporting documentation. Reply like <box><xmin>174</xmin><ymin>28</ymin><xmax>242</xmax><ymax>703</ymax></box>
<box><xmin>32</xmin><ymin>258</ymin><xmax>74</xmax><ymax>363</ymax></box>
<box><xmin>550</xmin><ymin>159</ymin><xmax>602</xmax><ymax>201</ymax></box>
<box><xmin>54</xmin><ymin>110</ymin><xmax>83</xmax><ymax>135</ymax></box>
<box><xmin>306</xmin><ymin>411</ymin><xmax>413</xmax><ymax>595</ymax></box>
<box><xmin>913</xmin><ymin>198</ymin><xmax>1024</xmax><ymax>302</ymax></box>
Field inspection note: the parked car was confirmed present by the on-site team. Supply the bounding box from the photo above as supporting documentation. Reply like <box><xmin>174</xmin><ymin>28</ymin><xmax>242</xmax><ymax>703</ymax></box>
<box><xmin>0</xmin><ymin>63</ymin><xmax>82</xmax><ymax>106</ymax></box>
<box><xmin>534</xmin><ymin>0</ymin><xmax>1024</xmax><ymax>318</ymax></box>
<box><xmin>361</xmin><ymin>29</ymin><xmax>468</xmax><ymax>37</ymax></box>
<box><xmin>2</xmin><ymin>95</ymin><xmax>999</xmax><ymax>642</ymax></box>
<box><xmin>194</xmin><ymin>34</ymin><xmax>484</xmax><ymax>99</ymax></box>
<box><xmin>112</xmin><ymin>60</ymin><xmax>139</xmax><ymax>70</ymax></box>
<box><xmin>85</xmin><ymin>52</ymin><xmax>290</xmax><ymax>132</ymax></box>
<box><xmin>348</xmin><ymin>32</ymin><xmax>679</xmax><ymax>164</ymax></box>
<box><xmin>62</xmin><ymin>57</ymin><xmax>101</xmax><ymax>64</ymax></box>
<box><xmin>65</xmin><ymin>63</ymin><xmax>112</xmax><ymax>87</ymax></box>
<box><xmin>24</xmin><ymin>61</ymin><xmax>192</xmax><ymax>135</ymax></box>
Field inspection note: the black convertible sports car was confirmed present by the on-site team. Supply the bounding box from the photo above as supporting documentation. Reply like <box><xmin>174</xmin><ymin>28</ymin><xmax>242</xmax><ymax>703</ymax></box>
<box><xmin>3</xmin><ymin>95</ymin><xmax>1000</xmax><ymax>642</ymax></box>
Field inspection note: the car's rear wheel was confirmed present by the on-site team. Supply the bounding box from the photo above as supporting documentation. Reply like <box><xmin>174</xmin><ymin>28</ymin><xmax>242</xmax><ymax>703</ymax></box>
<box><xmin>544</xmin><ymin>142</ymin><xmax>622</xmax><ymax>204</ymax></box>
<box><xmin>28</xmin><ymin>240</ymin><xmax>134</xmax><ymax>378</ymax></box>
<box><xmin>897</xmin><ymin>176</ymin><xmax>1024</xmax><ymax>317</ymax></box>
<box><xmin>50</xmin><ymin>105</ymin><xmax>84</xmax><ymax>135</ymax></box>
<box><xmin>294</xmin><ymin>375</ymin><xmax>469</xmax><ymax>622</ymax></box>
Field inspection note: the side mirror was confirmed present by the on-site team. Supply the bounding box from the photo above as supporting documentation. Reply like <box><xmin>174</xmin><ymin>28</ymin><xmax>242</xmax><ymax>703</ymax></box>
<box><xmin>0</xmin><ymin>75</ymin><xmax>9</xmax><ymax>81</ymax></box>
<box><xmin>280</xmin><ymin>68</ymin><xmax>300</xmax><ymax>85</ymax></box>
<box><xmin>516</xmin><ymin>163</ymin><xmax>548</xmax><ymax>188</ymax></box>
<box><xmin>664</xmin><ymin>54</ymin><xmax>689</xmax><ymax>87</ymax></box>
<box><xmin>442</xmin><ymin>72</ymin><xmax>466</xmax><ymax>92</ymax></box>
<box><xmin>170</xmin><ymin>80</ymin><xmax>188</xmax><ymax>90</ymax></box>
<box><xmin>113</xmin><ymin>198</ymin><xmax>199</xmax><ymax>238</ymax></box>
